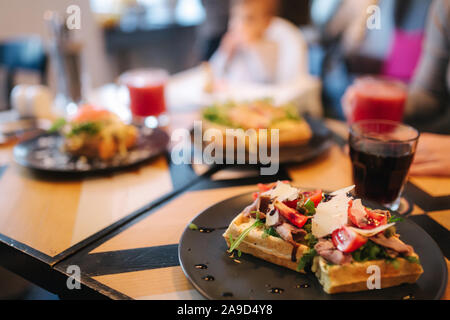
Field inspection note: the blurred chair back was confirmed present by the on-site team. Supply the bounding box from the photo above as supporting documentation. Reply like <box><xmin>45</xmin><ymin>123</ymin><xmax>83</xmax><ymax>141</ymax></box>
<box><xmin>0</xmin><ymin>37</ymin><xmax>47</xmax><ymax>110</ymax></box>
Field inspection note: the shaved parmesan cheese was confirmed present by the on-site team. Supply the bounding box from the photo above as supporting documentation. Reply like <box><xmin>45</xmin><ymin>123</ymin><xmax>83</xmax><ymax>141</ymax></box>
<box><xmin>331</xmin><ymin>185</ymin><xmax>355</xmax><ymax>196</ymax></box>
<box><xmin>312</xmin><ymin>186</ymin><xmax>354</xmax><ymax>238</ymax></box>
<box><xmin>270</xmin><ymin>181</ymin><xmax>298</xmax><ymax>202</ymax></box>
<box><xmin>266</xmin><ymin>210</ymin><xmax>279</xmax><ymax>227</ymax></box>
<box><xmin>349</xmin><ymin>199</ymin><xmax>366</xmax><ymax>222</ymax></box>
<box><xmin>349</xmin><ymin>223</ymin><xmax>395</xmax><ymax>237</ymax></box>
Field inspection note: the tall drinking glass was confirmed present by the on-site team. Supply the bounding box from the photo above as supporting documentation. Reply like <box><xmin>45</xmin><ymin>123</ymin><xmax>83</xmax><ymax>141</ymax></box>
<box><xmin>119</xmin><ymin>69</ymin><xmax>169</xmax><ymax>128</ymax></box>
<box><xmin>349</xmin><ymin>120</ymin><xmax>419</xmax><ymax>211</ymax></box>
<box><xmin>343</xmin><ymin>77</ymin><xmax>407</xmax><ymax>124</ymax></box>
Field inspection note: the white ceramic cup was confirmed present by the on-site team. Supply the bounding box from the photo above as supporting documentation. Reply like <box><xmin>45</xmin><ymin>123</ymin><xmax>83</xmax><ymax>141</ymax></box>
<box><xmin>10</xmin><ymin>85</ymin><xmax>53</xmax><ymax>119</ymax></box>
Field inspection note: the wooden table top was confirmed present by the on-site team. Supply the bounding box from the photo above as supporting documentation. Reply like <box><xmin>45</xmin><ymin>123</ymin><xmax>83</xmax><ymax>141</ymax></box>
<box><xmin>1</xmin><ymin>114</ymin><xmax>449</xmax><ymax>299</ymax></box>
<box><xmin>0</xmin><ymin>110</ymin><xmax>198</xmax><ymax>266</ymax></box>
<box><xmin>0</xmin><ymin>138</ymin><xmax>174</xmax><ymax>266</ymax></box>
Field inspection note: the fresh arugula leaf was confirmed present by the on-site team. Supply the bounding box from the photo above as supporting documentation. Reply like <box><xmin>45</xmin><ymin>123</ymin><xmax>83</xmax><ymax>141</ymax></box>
<box><xmin>297</xmin><ymin>248</ymin><xmax>317</xmax><ymax>271</ymax></box>
<box><xmin>303</xmin><ymin>199</ymin><xmax>316</xmax><ymax>215</ymax></box>
<box><xmin>202</xmin><ymin>104</ymin><xmax>234</xmax><ymax>126</ymax></box>
<box><xmin>68</xmin><ymin>122</ymin><xmax>101</xmax><ymax>137</ymax></box>
<box><xmin>48</xmin><ymin>118</ymin><xmax>67</xmax><ymax>133</ymax></box>
<box><xmin>404</xmin><ymin>255</ymin><xmax>420</xmax><ymax>264</ymax></box>
<box><xmin>227</xmin><ymin>216</ymin><xmax>264</xmax><ymax>253</ymax></box>
<box><xmin>188</xmin><ymin>223</ymin><xmax>198</xmax><ymax>230</ymax></box>
<box><xmin>302</xmin><ymin>220</ymin><xmax>312</xmax><ymax>233</ymax></box>
<box><xmin>388</xmin><ymin>215</ymin><xmax>403</xmax><ymax>223</ymax></box>
<box><xmin>304</xmin><ymin>232</ymin><xmax>318</xmax><ymax>248</ymax></box>
<box><xmin>352</xmin><ymin>240</ymin><xmax>388</xmax><ymax>262</ymax></box>
<box><xmin>383</xmin><ymin>226</ymin><xmax>396</xmax><ymax>238</ymax></box>
<box><xmin>262</xmin><ymin>226</ymin><xmax>280</xmax><ymax>239</ymax></box>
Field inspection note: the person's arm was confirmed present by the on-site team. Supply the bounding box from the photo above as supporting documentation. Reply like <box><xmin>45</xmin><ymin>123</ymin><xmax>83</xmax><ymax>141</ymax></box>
<box><xmin>241</xmin><ymin>40</ymin><xmax>278</xmax><ymax>84</ymax></box>
<box><xmin>410</xmin><ymin>133</ymin><xmax>450</xmax><ymax>176</ymax></box>
<box><xmin>209</xmin><ymin>32</ymin><xmax>240</xmax><ymax>79</ymax></box>
<box><xmin>406</xmin><ymin>0</ymin><xmax>450</xmax><ymax>129</ymax></box>
<box><xmin>209</xmin><ymin>49</ymin><xmax>229</xmax><ymax>79</ymax></box>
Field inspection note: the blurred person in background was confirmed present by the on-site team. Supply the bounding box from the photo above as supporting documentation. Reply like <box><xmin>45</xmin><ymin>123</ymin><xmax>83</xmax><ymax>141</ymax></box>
<box><xmin>405</xmin><ymin>0</ymin><xmax>450</xmax><ymax>135</ymax></box>
<box><xmin>405</xmin><ymin>0</ymin><xmax>450</xmax><ymax>176</ymax></box>
<box><xmin>316</xmin><ymin>0</ymin><xmax>432</xmax><ymax>118</ymax></box>
<box><xmin>208</xmin><ymin>0</ymin><xmax>308</xmax><ymax>85</ymax></box>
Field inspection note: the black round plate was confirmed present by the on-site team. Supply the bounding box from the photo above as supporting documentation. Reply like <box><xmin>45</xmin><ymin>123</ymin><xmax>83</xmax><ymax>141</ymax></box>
<box><xmin>193</xmin><ymin>116</ymin><xmax>333</xmax><ymax>165</ymax></box>
<box><xmin>276</xmin><ymin>116</ymin><xmax>333</xmax><ymax>164</ymax></box>
<box><xmin>13</xmin><ymin>128</ymin><xmax>169</xmax><ymax>174</ymax></box>
<box><xmin>179</xmin><ymin>192</ymin><xmax>447</xmax><ymax>300</ymax></box>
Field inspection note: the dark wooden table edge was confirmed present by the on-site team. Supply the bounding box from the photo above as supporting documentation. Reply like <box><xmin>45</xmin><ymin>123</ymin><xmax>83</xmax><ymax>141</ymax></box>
<box><xmin>0</xmin><ymin>162</ymin><xmax>224</xmax><ymax>298</ymax></box>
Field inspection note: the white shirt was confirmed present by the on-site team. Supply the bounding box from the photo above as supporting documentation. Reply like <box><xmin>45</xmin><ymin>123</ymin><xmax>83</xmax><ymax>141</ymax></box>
<box><xmin>210</xmin><ymin>17</ymin><xmax>309</xmax><ymax>84</ymax></box>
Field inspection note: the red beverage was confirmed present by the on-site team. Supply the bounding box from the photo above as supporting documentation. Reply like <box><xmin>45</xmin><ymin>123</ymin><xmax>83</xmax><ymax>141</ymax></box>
<box><xmin>120</xmin><ymin>69</ymin><xmax>169</xmax><ymax>118</ymax></box>
<box><xmin>343</xmin><ymin>77</ymin><xmax>407</xmax><ymax>124</ymax></box>
<box><xmin>127</xmin><ymin>83</ymin><xmax>166</xmax><ymax>117</ymax></box>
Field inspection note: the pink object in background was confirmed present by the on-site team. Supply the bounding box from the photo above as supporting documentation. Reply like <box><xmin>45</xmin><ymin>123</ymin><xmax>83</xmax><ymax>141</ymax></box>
<box><xmin>382</xmin><ymin>29</ymin><xmax>425</xmax><ymax>82</ymax></box>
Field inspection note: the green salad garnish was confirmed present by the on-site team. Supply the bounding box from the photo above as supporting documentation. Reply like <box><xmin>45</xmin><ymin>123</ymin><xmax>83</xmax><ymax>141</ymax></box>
<box><xmin>404</xmin><ymin>255</ymin><xmax>420</xmax><ymax>264</ymax></box>
<box><xmin>227</xmin><ymin>212</ymin><xmax>264</xmax><ymax>253</ymax></box>
<box><xmin>48</xmin><ymin>118</ymin><xmax>67</xmax><ymax>133</ymax></box>
<box><xmin>202</xmin><ymin>102</ymin><xmax>235</xmax><ymax>127</ymax></box>
<box><xmin>67</xmin><ymin>121</ymin><xmax>101</xmax><ymax>137</ymax></box>
<box><xmin>188</xmin><ymin>223</ymin><xmax>198</xmax><ymax>230</ymax></box>
<box><xmin>388</xmin><ymin>215</ymin><xmax>404</xmax><ymax>223</ymax></box>
<box><xmin>262</xmin><ymin>226</ymin><xmax>280</xmax><ymax>239</ymax></box>
<box><xmin>297</xmin><ymin>248</ymin><xmax>317</xmax><ymax>271</ymax></box>
<box><xmin>202</xmin><ymin>100</ymin><xmax>303</xmax><ymax>128</ymax></box>
<box><xmin>352</xmin><ymin>240</ymin><xmax>388</xmax><ymax>262</ymax></box>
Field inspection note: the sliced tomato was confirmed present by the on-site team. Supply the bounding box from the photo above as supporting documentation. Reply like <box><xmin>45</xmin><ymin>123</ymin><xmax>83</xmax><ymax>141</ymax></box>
<box><xmin>254</xmin><ymin>181</ymin><xmax>289</xmax><ymax>201</ymax></box>
<box><xmin>348</xmin><ymin>199</ymin><xmax>365</xmax><ymax>227</ymax></box>
<box><xmin>365</xmin><ymin>208</ymin><xmax>388</xmax><ymax>227</ymax></box>
<box><xmin>72</xmin><ymin>104</ymin><xmax>111</xmax><ymax>123</ymax></box>
<box><xmin>348</xmin><ymin>199</ymin><xmax>388</xmax><ymax>229</ymax></box>
<box><xmin>274</xmin><ymin>201</ymin><xmax>308</xmax><ymax>228</ymax></box>
<box><xmin>257</xmin><ymin>180</ymin><xmax>289</xmax><ymax>193</ymax></box>
<box><xmin>283</xmin><ymin>189</ymin><xmax>322</xmax><ymax>209</ymax></box>
<box><xmin>283</xmin><ymin>198</ymin><xmax>299</xmax><ymax>209</ymax></box>
<box><xmin>302</xmin><ymin>189</ymin><xmax>322</xmax><ymax>207</ymax></box>
<box><xmin>332</xmin><ymin>226</ymin><xmax>367</xmax><ymax>253</ymax></box>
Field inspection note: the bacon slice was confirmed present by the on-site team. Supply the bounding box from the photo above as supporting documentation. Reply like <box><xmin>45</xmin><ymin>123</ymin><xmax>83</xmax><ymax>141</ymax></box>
<box><xmin>370</xmin><ymin>233</ymin><xmax>413</xmax><ymax>255</ymax></box>
<box><xmin>242</xmin><ymin>199</ymin><xmax>258</xmax><ymax>218</ymax></box>
<box><xmin>275</xmin><ymin>222</ymin><xmax>307</xmax><ymax>244</ymax></box>
<box><xmin>275</xmin><ymin>223</ymin><xmax>294</xmax><ymax>242</ymax></box>
<box><xmin>314</xmin><ymin>239</ymin><xmax>352</xmax><ymax>265</ymax></box>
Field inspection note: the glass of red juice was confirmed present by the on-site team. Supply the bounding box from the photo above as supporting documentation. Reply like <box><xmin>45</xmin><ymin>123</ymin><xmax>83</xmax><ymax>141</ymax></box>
<box><xmin>119</xmin><ymin>69</ymin><xmax>169</xmax><ymax>127</ymax></box>
<box><xmin>342</xmin><ymin>77</ymin><xmax>407</xmax><ymax>124</ymax></box>
<box><xmin>349</xmin><ymin>120</ymin><xmax>419</xmax><ymax>211</ymax></box>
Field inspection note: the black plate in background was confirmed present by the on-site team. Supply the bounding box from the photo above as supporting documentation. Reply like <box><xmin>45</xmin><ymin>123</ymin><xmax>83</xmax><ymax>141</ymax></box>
<box><xmin>193</xmin><ymin>116</ymin><xmax>333</xmax><ymax>165</ymax></box>
<box><xmin>179</xmin><ymin>192</ymin><xmax>447</xmax><ymax>300</ymax></box>
<box><xmin>13</xmin><ymin>128</ymin><xmax>169</xmax><ymax>174</ymax></box>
